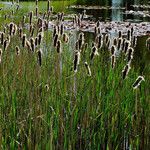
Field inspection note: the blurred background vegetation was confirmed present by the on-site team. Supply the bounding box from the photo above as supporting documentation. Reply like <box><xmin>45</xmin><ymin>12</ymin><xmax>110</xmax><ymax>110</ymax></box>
<box><xmin>1</xmin><ymin>0</ymin><xmax>150</xmax><ymax>6</ymax></box>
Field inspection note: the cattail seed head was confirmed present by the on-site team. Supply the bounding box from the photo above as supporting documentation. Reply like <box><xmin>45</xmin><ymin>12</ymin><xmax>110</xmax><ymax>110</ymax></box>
<box><xmin>73</xmin><ymin>51</ymin><xmax>80</xmax><ymax>72</ymax></box>
<box><xmin>124</xmin><ymin>40</ymin><xmax>131</xmax><ymax>53</ymax></box>
<box><xmin>37</xmin><ymin>49</ymin><xmax>42</xmax><ymax>66</ymax></box>
<box><xmin>35</xmin><ymin>7</ymin><xmax>38</xmax><ymax>17</ymax></box>
<box><xmin>0</xmin><ymin>32</ymin><xmax>4</xmax><ymax>45</ymax></box>
<box><xmin>113</xmin><ymin>38</ymin><xmax>118</xmax><ymax>46</ymax></box>
<box><xmin>38</xmin><ymin>32</ymin><xmax>43</xmax><ymax>45</ymax></box>
<box><xmin>127</xmin><ymin>29</ymin><xmax>131</xmax><ymax>41</ymax></box>
<box><xmin>122</xmin><ymin>63</ymin><xmax>131</xmax><ymax>80</ymax></box>
<box><xmin>85</xmin><ymin>62</ymin><xmax>91</xmax><ymax>76</ymax></box>
<box><xmin>29</xmin><ymin>11</ymin><xmax>33</xmax><ymax>25</ymax></box>
<box><xmin>118</xmin><ymin>30</ymin><xmax>122</xmax><ymax>38</ymax></box>
<box><xmin>53</xmin><ymin>34</ymin><xmax>58</xmax><ymax>47</ymax></box>
<box><xmin>111</xmin><ymin>55</ymin><xmax>116</xmax><ymax>69</ymax></box>
<box><xmin>56</xmin><ymin>40</ymin><xmax>61</xmax><ymax>53</ymax></box>
<box><xmin>117</xmin><ymin>37</ymin><xmax>123</xmax><ymax>50</ymax></box>
<box><xmin>22</xmin><ymin>34</ymin><xmax>26</xmax><ymax>47</ymax></box>
<box><xmin>9</xmin><ymin>22</ymin><xmax>14</xmax><ymax>36</ymax></box>
<box><xmin>3</xmin><ymin>40</ymin><xmax>9</xmax><ymax>51</ymax></box>
<box><xmin>60</xmin><ymin>24</ymin><xmax>64</xmax><ymax>35</ymax></box>
<box><xmin>30</xmin><ymin>38</ymin><xmax>35</xmax><ymax>52</ymax></box>
<box><xmin>126</xmin><ymin>47</ymin><xmax>134</xmax><ymax>63</ymax></box>
<box><xmin>133</xmin><ymin>76</ymin><xmax>145</xmax><ymax>89</ymax></box>
<box><xmin>26</xmin><ymin>40</ymin><xmax>32</xmax><ymax>51</ymax></box>
<box><xmin>95</xmin><ymin>34</ymin><xmax>102</xmax><ymax>49</ymax></box>
<box><xmin>110</xmin><ymin>45</ymin><xmax>116</xmax><ymax>55</ymax></box>
<box><xmin>90</xmin><ymin>46</ymin><xmax>99</xmax><ymax>60</ymax></box>
<box><xmin>15</xmin><ymin>46</ymin><xmax>20</xmax><ymax>55</ymax></box>
<box><xmin>62</xmin><ymin>33</ymin><xmax>69</xmax><ymax>43</ymax></box>
<box><xmin>35</xmin><ymin>37</ymin><xmax>38</xmax><ymax>46</ymax></box>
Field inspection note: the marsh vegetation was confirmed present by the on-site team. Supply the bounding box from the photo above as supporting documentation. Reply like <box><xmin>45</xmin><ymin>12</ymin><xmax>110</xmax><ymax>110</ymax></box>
<box><xmin>0</xmin><ymin>0</ymin><xmax>150</xmax><ymax>149</ymax></box>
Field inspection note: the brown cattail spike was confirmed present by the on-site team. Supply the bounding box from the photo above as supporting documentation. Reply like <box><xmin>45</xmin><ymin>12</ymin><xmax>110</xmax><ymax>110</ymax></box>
<box><xmin>133</xmin><ymin>76</ymin><xmax>145</xmax><ymax>89</ymax></box>
<box><xmin>56</xmin><ymin>40</ymin><xmax>61</xmax><ymax>53</ymax></box>
<box><xmin>37</xmin><ymin>49</ymin><xmax>42</xmax><ymax>66</ymax></box>
<box><xmin>53</xmin><ymin>34</ymin><xmax>58</xmax><ymax>47</ymax></box>
<box><xmin>111</xmin><ymin>55</ymin><xmax>116</xmax><ymax>69</ymax></box>
<box><xmin>73</xmin><ymin>51</ymin><xmax>80</xmax><ymax>72</ymax></box>
<box><xmin>122</xmin><ymin>63</ymin><xmax>131</xmax><ymax>80</ymax></box>
<box><xmin>90</xmin><ymin>46</ymin><xmax>99</xmax><ymax>60</ymax></box>
<box><xmin>15</xmin><ymin>46</ymin><xmax>20</xmax><ymax>55</ymax></box>
<box><xmin>22</xmin><ymin>34</ymin><xmax>26</xmax><ymax>47</ymax></box>
<box><xmin>85</xmin><ymin>62</ymin><xmax>91</xmax><ymax>76</ymax></box>
<box><xmin>62</xmin><ymin>33</ymin><xmax>69</xmax><ymax>43</ymax></box>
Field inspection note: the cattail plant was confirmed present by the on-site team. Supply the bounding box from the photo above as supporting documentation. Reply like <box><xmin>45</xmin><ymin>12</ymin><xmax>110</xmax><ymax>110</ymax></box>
<box><xmin>53</xmin><ymin>26</ymin><xmax>57</xmax><ymax>38</ymax></box>
<box><xmin>111</xmin><ymin>55</ymin><xmax>116</xmax><ymax>69</ymax></box>
<box><xmin>37</xmin><ymin>17</ymin><xmax>43</xmax><ymax>29</ymax></box>
<box><xmin>117</xmin><ymin>37</ymin><xmax>123</xmax><ymax>50</ymax></box>
<box><xmin>95</xmin><ymin>34</ymin><xmax>102</xmax><ymax>49</ymax></box>
<box><xmin>0</xmin><ymin>48</ymin><xmax>2</xmax><ymax>63</ymax></box>
<box><xmin>35</xmin><ymin>7</ymin><xmax>38</xmax><ymax>17</ymax></box>
<box><xmin>132</xmin><ymin>36</ymin><xmax>137</xmax><ymax>48</ymax></box>
<box><xmin>53</xmin><ymin>34</ymin><xmax>58</xmax><ymax>47</ymax></box>
<box><xmin>30</xmin><ymin>38</ymin><xmax>35</xmax><ymax>52</ymax></box>
<box><xmin>62</xmin><ymin>33</ymin><xmax>69</xmax><ymax>43</ymax></box>
<box><xmin>37</xmin><ymin>49</ymin><xmax>42</xmax><ymax>66</ymax></box>
<box><xmin>22</xmin><ymin>34</ymin><xmax>26</xmax><ymax>47</ymax></box>
<box><xmin>35</xmin><ymin>37</ymin><xmax>38</xmax><ymax>46</ymax></box>
<box><xmin>3</xmin><ymin>40</ymin><xmax>9</xmax><ymax>51</ymax></box>
<box><xmin>96</xmin><ymin>20</ymin><xmax>100</xmax><ymax>28</ymax></box>
<box><xmin>15</xmin><ymin>46</ymin><xmax>20</xmax><ymax>55</ymax></box>
<box><xmin>35</xmin><ymin>0</ymin><xmax>38</xmax><ymax>6</ymax></box>
<box><xmin>13</xmin><ymin>24</ymin><xmax>18</xmax><ymax>35</ymax></box>
<box><xmin>127</xmin><ymin>29</ymin><xmax>131</xmax><ymax>41</ymax></box>
<box><xmin>104</xmin><ymin>33</ymin><xmax>110</xmax><ymax>46</ymax></box>
<box><xmin>0</xmin><ymin>32</ymin><xmax>4</xmax><ymax>45</ymax></box>
<box><xmin>56</xmin><ymin>40</ymin><xmax>61</xmax><ymax>53</ymax></box>
<box><xmin>60</xmin><ymin>24</ymin><xmax>64</xmax><ymax>35</ymax></box>
<box><xmin>9</xmin><ymin>22</ymin><xmax>14</xmax><ymax>36</ymax></box>
<box><xmin>110</xmin><ymin>45</ymin><xmax>116</xmax><ymax>55</ymax></box>
<box><xmin>122</xmin><ymin>63</ymin><xmax>131</xmax><ymax>80</ymax></box>
<box><xmin>30</xmin><ymin>26</ymin><xmax>34</xmax><ymax>37</ymax></box>
<box><xmin>95</xmin><ymin>27</ymin><xmax>101</xmax><ymax>35</ymax></box>
<box><xmin>90</xmin><ymin>46</ymin><xmax>99</xmax><ymax>60</ymax></box>
<box><xmin>84</xmin><ymin>62</ymin><xmax>91</xmax><ymax>76</ymax></box>
<box><xmin>37</xmin><ymin>32</ymin><xmax>43</xmax><ymax>45</ymax></box>
<box><xmin>126</xmin><ymin>47</ymin><xmax>134</xmax><ymax>63</ymax></box>
<box><xmin>29</xmin><ymin>11</ymin><xmax>33</xmax><ymax>25</ymax></box>
<box><xmin>113</xmin><ymin>38</ymin><xmax>118</xmax><ymax>46</ymax></box>
<box><xmin>26</xmin><ymin>40</ymin><xmax>32</xmax><ymax>51</ymax></box>
<box><xmin>131</xmin><ymin>26</ymin><xmax>134</xmax><ymax>37</ymax></box>
<box><xmin>133</xmin><ymin>76</ymin><xmax>145</xmax><ymax>89</ymax></box>
<box><xmin>118</xmin><ymin>30</ymin><xmax>122</xmax><ymax>38</ymax></box>
<box><xmin>78</xmin><ymin>32</ymin><xmax>84</xmax><ymax>50</ymax></box>
<box><xmin>124</xmin><ymin>40</ymin><xmax>131</xmax><ymax>53</ymax></box>
<box><xmin>73</xmin><ymin>51</ymin><xmax>80</xmax><ymax>72</ymax></box>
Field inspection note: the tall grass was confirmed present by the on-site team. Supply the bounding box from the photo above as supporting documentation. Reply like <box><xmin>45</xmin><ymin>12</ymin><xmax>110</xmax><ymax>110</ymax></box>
<box><xmin>0</xmin><ymin>1</ymin><xmax>150</xmax><ymax>149</ymax></box>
